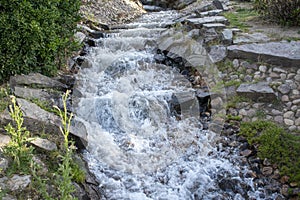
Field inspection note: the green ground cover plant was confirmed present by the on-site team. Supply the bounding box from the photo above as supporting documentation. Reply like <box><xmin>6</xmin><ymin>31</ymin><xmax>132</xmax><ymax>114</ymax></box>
<box><xmin>239</xmin><ymin>120</ymin><xmax>300</xmax><ymax>185</ymax></box>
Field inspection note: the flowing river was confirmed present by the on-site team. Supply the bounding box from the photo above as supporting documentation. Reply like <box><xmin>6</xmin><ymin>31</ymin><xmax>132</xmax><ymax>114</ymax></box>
<box><xmin>73</xmin><ymin>10</ymin><xmax>279</xmax><ymax>200</ymax></box>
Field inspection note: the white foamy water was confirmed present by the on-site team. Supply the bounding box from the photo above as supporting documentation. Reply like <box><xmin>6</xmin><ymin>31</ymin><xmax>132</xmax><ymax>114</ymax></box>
<box><xmin>73</xmin><ymin>11</ymin><xmax>279</xmax><ymax>200</ymax></box>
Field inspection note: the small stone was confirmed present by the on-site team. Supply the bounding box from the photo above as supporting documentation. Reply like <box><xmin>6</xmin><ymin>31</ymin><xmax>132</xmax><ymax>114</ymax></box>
<box><xmin>292</xmin><ymin>89</ymin><xmax>300</xmax><ymax>95</ymax></box>
<box><xmin>272</xmin><ymin>109</ymin><xmax>283</xmax><ymax>115</ymax></box>
<box><xmin>298</xmin><ymin>69</ymin><xmax>300</xmax><ymax>74</ymax></box>
<box><xmin>284</xmin><ymin>111</ymin><xmax>294</xmax><ymax>119</ymax></box>
<box><xmin>287</xmin><ymin>73</ymin><xmax>296</xmax><ymax>79</ymax></box>
<box><xmin>0</xmin><ymin>134</ymin><xmax>11</xmax><ymax>148</ymax></box>
<box><xmin>295</xmin><ymin>74</ymin><xmax>300</xmax><ymax>82</ymax></box>
<box><xmin>296</xmin><ymin>110</ymin><xmax>300</xmax><ymax>118</ymax></box>
<box><xmin>263</xmin><ymin>158</ymin><xmax>271</xmax><ymax>166</ymax></box>
<box><xmin>289</xmin><ymin>125</ymin><xmax>297</xmax><ymax>131</ymax></box>
<box><xmin>244</xmin><ymin>75</ymin><xmax>252</xmax><ymax>82</ymax></box>
<box><xmin>272</xmin><ymin>169</ymin><xmax>280</xmax><ymax>179</ymax></box>
<box><xmin>266</xmin><ymin>115</ymin><xmax>273</xmax><ymax>120</ymax></box>
<box><xmin>284</xmin><ymin>119</ymin><xmax>294</xmax><ymax>126</ymax></box>
<box><xmin>232</xmin><ymin>59</ymin><xmax>239</xmax><ymax>69</ymax></box>
<box><xmin>259</xmin><ymin>65</ymin><xmax>267</xmax><ymax>73</ymax></box>
<box><xmin>290</xmin><ymin>182</ymin><xmax>298</xmax><ymax>187</ymax></box>
<box><xmin>7</xmin><ymin>175</ymin><xmax>31</xmax><ymax>191</ymax></box>
<box><xmin>273</xmin><ymin>67</ymin><xmax>287</xmax><ymax>74</ymax></box>
<box><xmin>292</xmin><ymin>99</ymin><xmax>300</xmax><ymax>105</ymax></box>
<box><xmin>281</xmin><ymin>184</ymin><xmax>289</xmax><ymax>197</ymax></box>
<box><xmin>254</xmin><ymin>74</ymin><xmax>260</xmax><ymax>80</ymax></box>
<box><xmin>295</xmin><ymin>118</ymin><xmax>300</xmax><ymax>126</ymax></box>
<box><xmin>281</xmin><ymin>95</ymin><xmax>289</xmax><ymax>102</ymax></box>
<box><xmin>266</xmin><ymin>77</ymin><xmax>272</xmax><ymax>82</ymax></box>
<box><xmin>278</xmin><ymin>84</ymin><xmax>291</xmax><ymax>94</ymax></box>
<box><xmin>252</xmin><ymin>117</ymin><xmax>258</xmax><ymax>122</ymax></box>
<box><xmin>0</xmin><ymin>157</ymin><xmax>9</xmax><ymax>171</ymax></box>
<box><xmin>253</xmin><ymin>103</ymin><xmax>264</xmax><ymax>109</ymax></box>
<box><xmin>247</xmin><ymin>109</ymin><xmax>256</xmax><ymax>117</ymax></box>
<box><xmin>240</xmin><ymin>149</ymin><xmax>252</xmax><ymax>157</ymax></box>
<box><xmin>262</xmin><ymin>166</ymin><xmax>273</xmax><ymax>175</ymax></box>
<box><xmin>291</xmin><ymin>105</ymin><xmax>298</xmax><ymax>111</ymax></box>
<box><xmin>270</xmin><ymin>72</ymin><xmax>280</xmax><ymax>78</ymax></box>
<box><xmin>230</xmin><ymin>75</ymin><xmax>239</xmax><ymax>79</ymax></box>
<box><xmin>280</xmin><ymin>73</ymin><xmax>287</xmax><ymax>80</ymax></box>
<box><xmin>286</xmin><ymin>102</ymin><xmax>292</xmax><ymax>108</ymax></box>
<box><xmin>239</xmin><ymin>109</ymin><xmax>247</xmax><ymax>116</ymax></box>
<box><xmin>31</xmin><ymin>138</ymin><xmax>57</xmax><ymax>151</ymax></box>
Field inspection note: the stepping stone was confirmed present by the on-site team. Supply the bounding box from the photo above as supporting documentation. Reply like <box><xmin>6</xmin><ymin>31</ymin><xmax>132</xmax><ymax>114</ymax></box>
<box><xmin>203</xmin><ymin>23</ymin><xmax>226</xmax><ymax>29</ymax></box>
<box><xmin>228</xmin><ymin>41</ymin><xmax>300</xmax><ymax>68</ymax></box>
<box><xmin>236</xmin><ymin>82</ymin><xmax>277</xmax><ymax>102</ymax></box>
<box><xmin>233</xmin><ymin>32</ymin><xmax>270</xmax><ymax>44</ymax></box>
<box><xmin>185</xmin><ymin>16</ymin><xmax>228</xmax><ymax>28</ymax></box>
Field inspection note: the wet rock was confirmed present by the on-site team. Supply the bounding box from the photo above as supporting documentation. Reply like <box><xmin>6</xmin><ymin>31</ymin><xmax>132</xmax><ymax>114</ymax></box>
<box><xmin>10</xmin><ymin>73</ymin><xmax>67</xmax><ymax>91</ymax></box>
<box><xmin>208</xmin><ymin>45</ymin><xmax>227</xmax><ymax>63</ymax></box>
<box><xmin>227</xmin><ymin>41</ymin><xmax>300</xmax><ymax>68</ymax></box>
<box><xmin>7</xmin><ymin>175</ymin><xmax>31</xmax><ymax>191</ymax></box>
<box><xmin>236</xmin><ymin>82</ymin><xmax>277</xmax><ymax>102</ymax></box>
<box><xmin>280</xmin><ymin>176</ymin><xmax>290</xmax><ymax>184</ymax></box>
<box><xmin>31</xmin><ymin>138</ymin><xmax>57</xmax><ymax>151</ymax></box>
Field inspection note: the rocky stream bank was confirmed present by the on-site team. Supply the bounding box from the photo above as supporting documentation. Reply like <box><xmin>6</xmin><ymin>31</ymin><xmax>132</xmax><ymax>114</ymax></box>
<box><xmin>0</xmin><ymin>0</ymin><xmax>300</xmax><ymax>199</ymax></box>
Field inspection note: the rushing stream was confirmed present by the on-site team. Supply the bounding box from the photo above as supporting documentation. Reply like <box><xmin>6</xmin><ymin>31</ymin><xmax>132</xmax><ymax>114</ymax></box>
<box><xmin>73</xmin><ymin>10</ymin><xmax>279</xmax><ymax>200</ymax></box>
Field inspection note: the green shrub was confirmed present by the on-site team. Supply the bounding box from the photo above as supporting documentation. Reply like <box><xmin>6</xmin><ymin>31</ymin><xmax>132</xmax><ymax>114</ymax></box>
<box><xmin>0</xmin><ymin>0</ymin><xmax>81</xmax><ymax>82</ymax></box>
<box><xmin>239</xmin><ymin>120</ymin><xmax>300</xmax><ymax>185</ymax></box>
<box><xmin>254</xmin><ymin>0</ymin><xmax>300</xmax><ymax>26</ymax></box>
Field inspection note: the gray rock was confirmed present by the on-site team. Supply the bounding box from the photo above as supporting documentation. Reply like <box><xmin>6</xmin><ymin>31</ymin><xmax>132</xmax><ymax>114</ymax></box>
<box><xmin>295</xmin><ymin>74</ymin><xmax>300</xmax><ymax>82</ymax></box>
<box><xmin>236</xmin><ymin>82</ymin><xmax>277</xmax><ymax>102</ymax></box>
<box><xmin>273</xmin><ymin>67</ymin><xmax>287</xmax><ymax>74</ymax></box>
<box><xmin>271</xmin><ymin>109</ymin><xmax>283</xmax><ymax>115</ymax></box>
<box><xmin>262</xmin><ymin>167</ymin><xmax>273</xmax><ymax>176</ymax></box>
<box><xmin>296</xmin><ymin>109</ymin><xmax>300</xmax><ymax>118</ymax></box>
<box><xmin>208</xmin><ymin>45</ymin><xmax>227</xmax><ymax>63</ymax></box>
<box><xmin>202</xmin><ymin>23</ymin><xmax>226</xmax><ymax>29</ymax></box>
<box><xmin>259</xmin><ymin>65</ymin><xmax>267</xmax><ymax>73</ymax></box>
<box><xmin>213</xmin><ymin>0</ymin><xmax>224</xmax><ymax>9</ymax></box>
<box><xmin>284</xmin><ymin>119</ymin><xmax>294</xmax><ymax>126</ymax></box>
<box><xmin>240</xmin><ymin>149</ymin><xmax>252</xmax><ymax>157</ymax></box>
<box><xmin>0</xmin><ymin>157</ymin><xmax>9</xmax><ymax>171</ymax></box>
<box><xmin>274</xmin><ymin>116</ymin><xmax>283</xmax><ymax>123</ymax></box>
<box><xmin>222</xmin><ymin>29</ymin><xmax>233</xmax><ymax>45</ymax></box>
<box><xmin>185</xmin><ymin>16</ymin><xmax>228</xmax><ymax>28</ymax></box>
<box><xmin>0</xmin><ymin>133</ymin><xmax>11</xmax><ymax>148</ymax></box>
<box><xmin>10</xmin><ymin>73</ymin><xmax>67</xmax><ymax>91</ymax></box>
<box><xmin>281</xmin><ymin>95</ymin><xmax>289</xmax><ymax>102</ymax></box>
<box><xmin>295</xmin><ymin>118</ymin><xmax>300</xmax><ymax>126</ymax></box>
<box><xmin>232</xmin><ymin>59</ymin><xmax>239</xmax><ymax>69</ymax></box>
<box><xmin>7</xmin><ymin>175</ymin><xmax>31</xmax><ymax>191</ymax></box>
<box><xmin>31</xmin><ymin>138</ymin><xmax>57</xmax><ymax>151</ymax></box>
<box><xmin>2</xmin><ymin>194</ymin><xmax>17</xmax><ymax>200</ymax></box>
<box><xmin>293</xmin><ymin>99</ymin><xmax>300</xmax><ymax>105</ymax></box>
<box><xmin>227</xmin><ymin>41</ymin><xmax>300</xmax><ymax>68</ymax></box>
<box><xmin>283</xmin><ymin>111</ymin><xmax>294</xmax><ymax>119</ymax></box>
<box><xmin>278</xmin><ymin>83</ymin><xmax>291</xmax><ymax>94</ymax></box>
<box><xmin>233</xmin><ymin>32</ymin><xmax>270</xmax><ymax>44</ymax></box>
<box><xmin>74</xmin><ymin>32</ymin><xmax>86</xmax><ymax>44</ymax></box>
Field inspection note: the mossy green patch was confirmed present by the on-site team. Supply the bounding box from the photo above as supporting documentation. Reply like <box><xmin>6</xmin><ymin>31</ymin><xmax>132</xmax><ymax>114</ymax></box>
<box><xmin>239</xmin><ymin>120</ymin><xmax>300</xmax><ymax>185</ymax></box>
<box><xmin>223</xmin><ymin>8</ymin><xmax>259</xmax><ymax>32</ymax></box>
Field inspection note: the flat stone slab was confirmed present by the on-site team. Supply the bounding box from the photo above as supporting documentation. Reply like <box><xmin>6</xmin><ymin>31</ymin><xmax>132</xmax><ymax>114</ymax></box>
<box><xmin>233</xmin><ymin>32</ymin><xmax>270</xmax><ymax>44</ymax></box>
<box><xmin>203</xmin><ymin>23</ymin><xmax>226</xmax><ymax>29</ymax></box>
<box><xmin>185</xmin><ymin>16</ymin><xmax>228</xmax><ymax>28</ymax></box>
<box><xmin>228</xmin><ymin>41</ymin><xmax>300</xmax><ymax>68</ymax></box>
<box><xmin>236</xmin><ymin>82</ymin><xmax>277</xmax><ymax>102</ymax></box>
<box><xmin>31</xmin><ymin>138</ymin><xmax>57</xmax><ymax>151</ymax></box>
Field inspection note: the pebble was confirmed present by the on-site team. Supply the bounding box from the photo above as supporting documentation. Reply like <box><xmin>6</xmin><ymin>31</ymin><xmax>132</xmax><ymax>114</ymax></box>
<box><xmin>291</xmin><ymin>105</ymin><xmax>298</xmax><ymax>111</ymax></box>
<box><xmin>287</xmin><ymin>73</ymin><xmax>296</xmax><ymax>79</ymax></box>
<box><xmin>240</xmin><ymin>149</ymin><xmax>252</xmax><ymax>157</ymax></box>
<box><xmin>284</xmin><ymin>119</ymin><xmax>294</xmax><ymax>126</ymax></box>
<box><xmin>259</xmin><ymin>65</ymin><xmax>267</xmax><ymax>73</ymax></box>
<box><xmin>281</xmin><ymin>184</ymin><xmax>289</xmax><ymax>197</ymax></box>
<box><xmin>296</xmin><ymin>110</ymin><xmax>300</xmax><ymax>118</ymax></box>
<box><xmin>292</xmin><ymin>89</ymin><xmax>299</xmax><ymax>95</ymax></box>
<box><xmin>292</xmin><ymin>99</ymin><xmax>300</xmax><ymax>105</ymax></box>
<box><xmin>283</xmin><ymin>111</ymin><xmax>294</xmax><ymax>119</ymax></box>
<box><xmin>295</xmin><ymin>74</ymin><xmax>300</xmax><ymax>82</ymax></box>
<box><xmin>272</xmin><ymin>109</ymin><xmax>283</xmax><ymax>115</ymax></box>
<box><xmin>273</xmin><ymin>67</ymin><xmax>287</xmax><ymax>74</ymax></box>
<box><xmin>262</xmin><ymin>167</ymin><xmax>273</xmax><ymax>175</ymax></box>
<box><xmin>239</xmin><ymin>109</ymin><xmax>247</xmax><ymax>116</ymax></box>
<box><xmin>289</xmin><ymin>125</ymin><xmax>297</xmax><ymax>131</ymax></box>
<box><xmin>0</xmin><ymin>157</ymin><xmax>9</xmax><ymax>171</ymax></box>
<box><xmin>278</xmin><ymin>84</ymin><xmax>291</xmax><ymax>94</ymax></box>
<box><xmin>280</xmin><ymin>73</ymin><xmax>287</xmax><ymax>80</ymax></box>
<box><xmin>244</xmin><ymin>75</ymin><xmax>252</xmax><ymax>82</ymax></box>
<box><xmin>270</xmin><ymin>72</ymin><xmax>280</xmax><ymax>78</ymax></box>
<box><xmin>232</xmin><ymin>59</ymin><xmax>239</xmax><ymax>69</ymax></box>
<box><xmin>295</xmin><ymin>118</ymin><xmax>300</xmax><ymax>126</ymax></box>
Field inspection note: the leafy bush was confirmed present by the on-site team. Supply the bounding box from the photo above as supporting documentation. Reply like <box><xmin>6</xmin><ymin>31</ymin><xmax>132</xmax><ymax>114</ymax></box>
<box><xmin>239</xmin><ymin>120</ymin><xmax>300</xmax><ymax>185</ymax></box>
<box><xmin>0</xmin><ymin>0</ymin><xmax>81</xmax><ymax>82</ymax></box>
<box><xmin>254</xmin><ymin>0</ymin><xmax>300</xmax><ymax>26</ymax></box>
